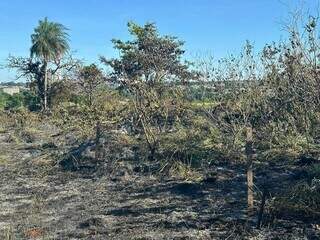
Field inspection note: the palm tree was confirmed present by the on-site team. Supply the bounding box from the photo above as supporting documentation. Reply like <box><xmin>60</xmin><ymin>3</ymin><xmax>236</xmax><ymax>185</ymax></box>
<box><xmin>30</xmin><ymin>17</ymin><xmax>69</xmax><ymax>110</ymax></box>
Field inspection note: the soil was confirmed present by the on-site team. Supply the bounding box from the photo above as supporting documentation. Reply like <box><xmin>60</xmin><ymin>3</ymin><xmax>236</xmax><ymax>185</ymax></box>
<box><xmin>0</xmin><ymin>126</ymin><xmax>319</xmax><ymax>239</ymax></box>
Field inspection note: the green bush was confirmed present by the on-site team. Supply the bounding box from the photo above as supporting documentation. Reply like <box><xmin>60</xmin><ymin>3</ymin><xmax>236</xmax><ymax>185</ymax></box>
<box><xmin>0</xmin><ymin>91</ymin><xmax>11</xmax><ymax>110</ymax></box>
<box><xmin>0</xmin><ymin>90</ymin><xmax>41</xmax><ymax>111</ymax></box>
<box><xmin>21</xmin><ymin>91</ymin><xmax>41</xmax><ymax>111</ymax></box>
<box><xmin>4</xmin><ymin>93</ymin><xmax>23</xmax><ymax>110</ymax></box>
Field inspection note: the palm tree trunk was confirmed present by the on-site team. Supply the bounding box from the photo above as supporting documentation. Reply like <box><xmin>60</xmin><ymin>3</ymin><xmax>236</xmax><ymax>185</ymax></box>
<box><xmin>43</xmin><ymin>61</ymin><xmax>48</xmax><ymax>111</ymax></box>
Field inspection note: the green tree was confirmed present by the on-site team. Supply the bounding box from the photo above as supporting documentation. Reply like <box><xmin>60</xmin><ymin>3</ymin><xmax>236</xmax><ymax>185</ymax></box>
<box><xmin>101</xmin><ymin>22</ymin><xmax>191</xmax><ymax>85</ymax></box>
<box><xmin>77</xmin><ymin>64</ymin><xmax>104</xmax><ymax>107</ymax></box>
<box><xmin>101</xmin><ymin>22</ymin><xmax>193</xmax><ymax>161</ymax></box>
<box><xmin>30</xmin><ymin>17</ymin><xmax>69</xmax><ymax>110</ymax></box>
<box><xmin>7</xmin><ymin>55</ymin><xmax>79</xmax><ymax>110</ymax></box>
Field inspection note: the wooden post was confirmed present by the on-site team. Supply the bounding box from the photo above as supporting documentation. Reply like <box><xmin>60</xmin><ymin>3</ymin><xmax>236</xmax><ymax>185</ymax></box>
<box><xmin>246</xmin><ymin>126</ymin><xmax>254</xmax><ymax>215</ymax></box>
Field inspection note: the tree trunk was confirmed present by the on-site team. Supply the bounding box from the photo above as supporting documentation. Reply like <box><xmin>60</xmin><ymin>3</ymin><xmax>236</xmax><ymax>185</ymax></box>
<box><xmin>246</xmin><ymin>126</ymin><xmax>254</xmax><ymax>214</ymax></box>
<box><xmin>43</xmin><ymin>61</ymin><xmax>48</xmax><ymax>111</ymax></box>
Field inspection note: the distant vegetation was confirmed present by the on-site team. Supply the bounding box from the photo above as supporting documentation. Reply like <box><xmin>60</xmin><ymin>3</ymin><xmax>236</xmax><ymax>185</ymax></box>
<box><xmin>0</xmin><ymin>90</ymin><xmax>40</xmax><ymax>111</ymax></box>
<box><xmin>0</xmin><ymin>81</ymin><xmax>26</xmax><ymax>86</ymax></box>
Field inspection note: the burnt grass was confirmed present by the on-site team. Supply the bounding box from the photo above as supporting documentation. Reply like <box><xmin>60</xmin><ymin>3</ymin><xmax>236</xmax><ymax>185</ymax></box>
<box><xmin>0</xmin><ymin>127</ymin><xmax>319</xmax><ymax>239</ymax></box>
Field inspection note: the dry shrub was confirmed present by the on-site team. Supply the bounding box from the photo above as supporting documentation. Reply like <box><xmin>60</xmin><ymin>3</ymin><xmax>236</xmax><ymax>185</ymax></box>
<box><xmin>270</xmin><ymin>180</ymin><xmax>320</xmax><ymax>222</ymax></box>
<box><xmin>24</xmin><ymin>228</ymin><xmax>44</xmax><ymax>239</ymax></box>
<box><xmin>165</xmin><ymin>161</ymin><xmax>203</xmax><ymax>181</ymax></box>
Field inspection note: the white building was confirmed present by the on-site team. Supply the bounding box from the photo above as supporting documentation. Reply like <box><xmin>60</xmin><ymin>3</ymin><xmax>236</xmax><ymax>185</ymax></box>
<box><xmin>0</xmin><ymin>86</ymin><xmax>21</xmax><ymax>95</ymax></box>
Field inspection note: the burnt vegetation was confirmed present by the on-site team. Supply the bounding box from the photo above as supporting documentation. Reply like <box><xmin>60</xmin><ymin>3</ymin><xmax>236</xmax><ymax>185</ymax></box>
<box><xmin>1</xmin><ymin>12</ymin><xmax>320</xmax><ymax>240</ymax></box>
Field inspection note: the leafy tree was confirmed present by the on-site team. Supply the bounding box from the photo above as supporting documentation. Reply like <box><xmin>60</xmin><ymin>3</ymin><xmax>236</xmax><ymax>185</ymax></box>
<box><xmin>101</xmin><ymin>22</ymin><xmax>194</xmax><ymax>161</ymax></box>
<box><xmin>101</xmin><ymin>22</ymin><xmax>192</xmax><ymax>86</ymax></box>
<box><xmin>30</xmin><ymin>17</ymin><xmax>70</xmax><ymax>110</ymax></box>
<box><xmin>7</xmin><ymin>54</ymin><xmax>79</xmax><ymax>110</ymax></box>
<box><xmin>77</xmin><ymin>64</ymin><xmax>104</xmax><ymax>107</ymax></box>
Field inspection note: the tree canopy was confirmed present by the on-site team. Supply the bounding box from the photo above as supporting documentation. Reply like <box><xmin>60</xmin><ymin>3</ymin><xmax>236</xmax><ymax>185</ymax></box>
<box><xmin>30</xmin><ymin>17</ymin><xmax>69</xmax><ymax>62</ymax></box>
<box><xmin>101</xmin><ymin>22</ymin><xmax>193</xmax><ymax>87</ymax></box>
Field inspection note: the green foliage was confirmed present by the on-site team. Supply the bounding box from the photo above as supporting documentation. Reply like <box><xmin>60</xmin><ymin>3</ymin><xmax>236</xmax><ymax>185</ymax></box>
<box><xmin>101</xmin><ymin>22</ymin><xmax>194</xmax><ymax>161</ymax></box>
<box><xmin>0</xmin><ymin>91</ymin><xmax>11</xmax><ymax>109</ymax></box>
<box><xmin>0</xmin><ymin>91</ymin><xmax>41</xmax><ymax>111</ymax></box>
<box><xmin>7</xmin><ymin>54</ymin><xmax>80</xmax><ymax>110</ymax></box>
<box><xmin>4</xmin><ymin>94</ymin><xmax>23</xmax><ymax>110</ymax></box>
<box><xmin>28</xmin><ymin>17</ymin><xmax>70</xmax><ymax>110</ymax></box>
<box><xmin>21</xmin><ymin>91</ymin><xmax>41</xmax><ymax>111</ymax></box>
<box><xmin>76</xmin><ymin>64</ymin><xmax>104</xmax><ymax>107</ymax></box>
<box><xmin>30</xmin><ymin>17</ymin><xmax>69</xmax><ymax>62</ymax></box>
<box><xmin>101</xmin><ymin>22</ymin><xmax>193</xmax><ymax>84</ymax></box>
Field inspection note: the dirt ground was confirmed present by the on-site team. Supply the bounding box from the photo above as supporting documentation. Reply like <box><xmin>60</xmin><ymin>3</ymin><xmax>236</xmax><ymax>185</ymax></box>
<box><xmin>0</xmin><ymin>127</ymin><xmax>319</xmax><ymax>240</ymax></box>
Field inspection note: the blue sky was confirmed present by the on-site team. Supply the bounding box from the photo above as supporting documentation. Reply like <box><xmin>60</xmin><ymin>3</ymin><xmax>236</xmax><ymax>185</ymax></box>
<box><xmin>0</xmin><ymin>0</ymin><xmax>318</xmax><ymax>82</ymax></box>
